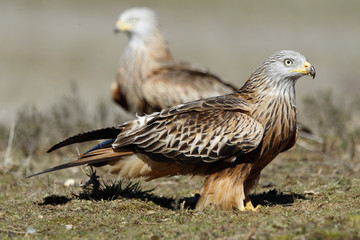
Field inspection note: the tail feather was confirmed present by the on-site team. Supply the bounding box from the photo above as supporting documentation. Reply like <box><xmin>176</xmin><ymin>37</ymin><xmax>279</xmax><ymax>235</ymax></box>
<box><xmin>27</xmin><ymin>147</ymin><xmax>133</xmax><ymax>178</ymax></box>
<box><xmin>47</xmin><ymin>127</ymin><xmax>121</xmax><ymax>153</ymax></box>
<box><xmin>83</xmin><ymin>139</ymin><xmax>115</xmax><ymax>155</ymax></box>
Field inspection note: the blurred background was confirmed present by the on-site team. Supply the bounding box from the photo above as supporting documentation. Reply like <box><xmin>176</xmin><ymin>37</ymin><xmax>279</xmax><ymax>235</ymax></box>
<box><xmin>1</xmin><ymin>0</ymin><xmax>359</xmax><ymax>125</ymax></box>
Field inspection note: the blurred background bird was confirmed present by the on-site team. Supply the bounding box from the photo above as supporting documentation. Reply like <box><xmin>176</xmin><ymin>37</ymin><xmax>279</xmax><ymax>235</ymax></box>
<box><xmin>29</xmin><ymin>50</ymin><xmax>316</xmax><ymax>210</ymax></box>
<box><xmin>112</xmin><ymin>7</ymin><xmax>237</xmax><ymax>115</ymax></box>
<box><xmin>2</xmin><ymin>0</ymin><xmax>359</xmax><ymax>127</ymax></box>
<box><xmin>111</xmin><ymin>7</ymin><xmax>321</xmax><ymax>145</ymax></box>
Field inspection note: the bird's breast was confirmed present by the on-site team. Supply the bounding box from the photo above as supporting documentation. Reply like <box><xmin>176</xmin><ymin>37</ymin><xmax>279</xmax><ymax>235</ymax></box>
<box><xmin>253</xmin><ymin>96</ymin><xmax>297</xmax><ymax>158</ymax></box>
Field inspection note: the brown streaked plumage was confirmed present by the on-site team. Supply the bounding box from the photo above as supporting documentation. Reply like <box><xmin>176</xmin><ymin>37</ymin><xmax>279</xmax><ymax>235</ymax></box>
<box><xmin>112</xmin><ymin>7</ymin><xmax>236</xmax><ymax>115</ymax></box>
<box><xmin>29</xmin><ymin>50</ymin><xmax>316</xmax><ymax>211</ymax></box>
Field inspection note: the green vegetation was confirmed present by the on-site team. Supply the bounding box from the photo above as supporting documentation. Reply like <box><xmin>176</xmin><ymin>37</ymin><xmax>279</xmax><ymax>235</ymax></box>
<box><xmin>0</xmin><ymin>90</ymin><xmax>359</xmax><ymax>239</ymax></box>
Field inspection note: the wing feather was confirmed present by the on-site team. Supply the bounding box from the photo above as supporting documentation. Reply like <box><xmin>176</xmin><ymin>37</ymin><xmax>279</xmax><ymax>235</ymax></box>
<box><xmin>113</xmin><ymin>108</ymin><xmax>264</xmax><ymax>164</ymax></box>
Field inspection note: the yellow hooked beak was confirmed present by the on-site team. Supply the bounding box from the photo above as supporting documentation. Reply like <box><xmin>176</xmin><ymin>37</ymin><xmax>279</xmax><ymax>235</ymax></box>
<box><xmin>114</xmin><ymin>20</ymin><xmax>132</xmax><ymax>33</ymax></box>
<box><xmin>290</xmin><ymin>61</ymin><xmax>316</xmax><ymax>79</ymax></box>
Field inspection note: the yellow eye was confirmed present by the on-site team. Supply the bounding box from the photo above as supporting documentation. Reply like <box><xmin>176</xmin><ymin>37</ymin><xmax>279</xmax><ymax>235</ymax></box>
<box><xmin>128</xmin><ymin>17</ymin><xmax>138</xmax><ymax>24</ymax></box>
<box><xmin>284</xmin><ymin>59</ymin><xmax>293</xmax><ymax>66</ymax></box>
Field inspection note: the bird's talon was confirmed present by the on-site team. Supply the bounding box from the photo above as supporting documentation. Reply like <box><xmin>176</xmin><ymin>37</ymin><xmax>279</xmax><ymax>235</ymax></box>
<box><xmin>245</xmin><ymin>200</ymin><xmax>261</xmax><ymax>212</ymax></box>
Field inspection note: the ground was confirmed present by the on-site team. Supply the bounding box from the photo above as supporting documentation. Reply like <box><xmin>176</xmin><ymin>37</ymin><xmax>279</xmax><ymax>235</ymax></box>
<box><xmin>0</xmin><ymin>91</ymin><xmax>359</xmax><ymax>239</ymax></box>
<box><xmin>1</xmin><ymin>140</ymin><xmax>359</xmax><ymax>239</ymax></box>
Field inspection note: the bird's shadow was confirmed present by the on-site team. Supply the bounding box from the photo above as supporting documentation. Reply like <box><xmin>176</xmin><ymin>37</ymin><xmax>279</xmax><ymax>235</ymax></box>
<box><xmin>250</xmin><ymin>189</ymin><xmax>306</xmax><ymax>207</ymax></box>
<box><xmin>38</xmin><ymin>177</ymin><xmax>306</xmax><ymax>210</ymax></box>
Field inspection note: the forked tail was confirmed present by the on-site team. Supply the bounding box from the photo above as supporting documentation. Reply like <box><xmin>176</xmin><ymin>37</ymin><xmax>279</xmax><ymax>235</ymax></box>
<box><xmin>27</xmin><ymin>127</ymin><xmax>131</xmax><ymax>178</ymax></box>
<box><xmin>47</xmin><ymin>127</ymin><xmax>121</xmax><ymax>153</ymax></box>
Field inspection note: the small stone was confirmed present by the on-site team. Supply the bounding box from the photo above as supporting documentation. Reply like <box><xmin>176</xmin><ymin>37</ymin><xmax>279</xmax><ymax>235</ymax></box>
<box><xmin>64</xmin><ymin>179</ymin><xmax>76</xmax><ymax>187</ymax></box>
<box><xmin>65</xmin><ymin>224</ymin><xmax>73</xmax><ymax>230</ymax></box>
<box><xmin>27</xmin><ymin>227</ymin><xmax>36</xmax><ymax>234</ymax></box>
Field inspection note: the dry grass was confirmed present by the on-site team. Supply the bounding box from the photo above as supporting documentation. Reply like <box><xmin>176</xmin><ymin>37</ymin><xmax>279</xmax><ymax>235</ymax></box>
<box><xmin>0</xmin><ymin>90</ymin><xmax>359</xmax><ymax>239</ymax></box>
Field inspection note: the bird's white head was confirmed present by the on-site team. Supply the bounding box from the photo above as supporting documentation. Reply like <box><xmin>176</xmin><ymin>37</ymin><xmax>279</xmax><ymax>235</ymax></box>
<box><xmin>263</xmin><ymin>50</ymin><xmax>316</xmax><ymax>82</ymax></box>
<box><xmin>114</xmin><ymin>7</ymin><xmax>158</xmax><ymax>38</ymax></box>
<box><xmin>246</xmin><ymin>50</ymin><xmax>316</xmax><ymax>98</ymax></box>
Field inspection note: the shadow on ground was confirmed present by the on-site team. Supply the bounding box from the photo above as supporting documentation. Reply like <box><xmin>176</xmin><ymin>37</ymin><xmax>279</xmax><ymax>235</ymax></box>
<box><xmin>250</xmin><ymin>189</ymin><xmax>306</xmax><ymax>207</ymax></box>
<box><xmin>38</xmin><ymin>176</ymin><xmax>306</xmax><ymax>210</ymax></box>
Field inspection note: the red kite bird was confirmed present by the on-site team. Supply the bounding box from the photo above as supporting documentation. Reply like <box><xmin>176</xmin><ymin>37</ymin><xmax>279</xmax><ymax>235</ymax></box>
<box><xmin>29</xmin><ymin>50</ymin><xmax>315</xmax><ymax>211</ymax></box>
<box><xmin>112</xmin><ymin>7</ymin><xmax>236</xmax><ymax>115</ymax></box>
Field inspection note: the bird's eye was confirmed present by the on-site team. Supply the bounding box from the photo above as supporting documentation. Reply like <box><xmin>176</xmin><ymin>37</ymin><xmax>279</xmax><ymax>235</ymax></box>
<box><xmin>284</xmin><ymin>59</ymin><xmax>293</xmax><ymax>66</ymax></box>
<box><xmin>128</xmin><ymin>17</ymin><xmax>138</xmax><ymax>24</ymax></box>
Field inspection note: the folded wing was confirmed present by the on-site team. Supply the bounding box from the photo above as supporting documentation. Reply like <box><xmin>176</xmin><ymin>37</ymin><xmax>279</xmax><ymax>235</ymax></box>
<box><xmin>114</xmin><ymin>108</ymin><xmax>264</xmax><ymax>164</ymax></box>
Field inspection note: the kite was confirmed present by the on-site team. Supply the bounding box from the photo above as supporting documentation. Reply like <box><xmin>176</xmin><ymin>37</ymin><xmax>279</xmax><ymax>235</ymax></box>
<box><xmin>112</xmin><ymin>7</ymin><xmax>236</xmax><ymax>115</ymax></box>
<box><xmin>29</xmin><ymin>50</ymin><xmax>315</xmax><ymax>211</ymax></box>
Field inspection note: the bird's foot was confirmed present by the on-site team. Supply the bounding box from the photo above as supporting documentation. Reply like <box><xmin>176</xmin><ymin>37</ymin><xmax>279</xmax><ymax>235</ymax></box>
<box><xmin>244</xmin><ymin>199</ymin><xmax>261</xmax><ymax>212</ymax></box>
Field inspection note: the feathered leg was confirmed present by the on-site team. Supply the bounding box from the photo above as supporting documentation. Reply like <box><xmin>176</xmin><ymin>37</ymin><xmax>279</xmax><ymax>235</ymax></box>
<box><xmin>196</xmin><ymin>164</ymin><xmax>252</xmax><ymax>210</ymax></box>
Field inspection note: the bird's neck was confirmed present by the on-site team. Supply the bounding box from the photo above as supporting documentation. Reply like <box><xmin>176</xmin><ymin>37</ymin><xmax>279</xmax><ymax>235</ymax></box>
<box><xmin>239</xmin><ymin>72</ymin><xmax>297</xmax><ymax>109</ymax></box>
<box><xmin>125</xmin><ymin>27</ymin><xmax>173</xmax><ymax>65</ymax></box>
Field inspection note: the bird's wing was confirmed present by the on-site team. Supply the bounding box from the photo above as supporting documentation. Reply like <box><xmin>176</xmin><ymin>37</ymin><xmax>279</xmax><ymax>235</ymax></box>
<box><xmin>141</xmin><ymin>63</ymin><xmax>237</xmax><ymax>109</ymax></box>
<box><xmin>113</xmin><ymin>102</ymin><xmax>264</xmax><ymax>164</ymax></box>
<box><xmin>115</xmin><ymin>94</ymin><xmax>252</xmax><ymax>138</ymax></box>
